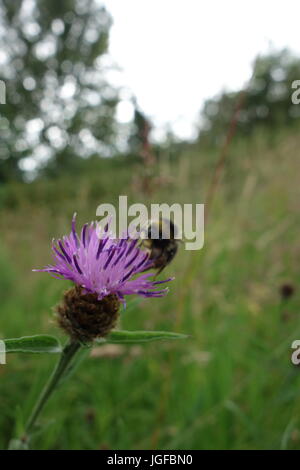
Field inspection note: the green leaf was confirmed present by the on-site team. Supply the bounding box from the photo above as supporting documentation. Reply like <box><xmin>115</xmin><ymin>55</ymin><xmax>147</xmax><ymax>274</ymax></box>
<box><xmin>3</xmin><ymin>335</ymin><xmax>62</xmax><ymax>354</ymax></box>
<box><xmin>96</xmin><ymin>330</ymin><xmax>188</xmax><ymax>345</ymax></box>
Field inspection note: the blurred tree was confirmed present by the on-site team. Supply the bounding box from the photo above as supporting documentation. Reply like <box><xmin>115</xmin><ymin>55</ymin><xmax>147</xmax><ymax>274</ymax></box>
<box><xmin>199</xmin><ymin>49</ymin><xmax>300</xmax><ymax>146</ymax></box>
<box><xmin>0</xmin><ymin>0</ymin><xmax>119</xmax><ymax>182</ymax></box>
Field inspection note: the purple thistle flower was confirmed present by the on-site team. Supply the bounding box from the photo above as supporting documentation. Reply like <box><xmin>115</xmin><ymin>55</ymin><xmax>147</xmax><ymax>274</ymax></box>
<box><xmin>34</xmin><ymin>214</ymin><xmax>173</xmax><ymax>304</ymax></box>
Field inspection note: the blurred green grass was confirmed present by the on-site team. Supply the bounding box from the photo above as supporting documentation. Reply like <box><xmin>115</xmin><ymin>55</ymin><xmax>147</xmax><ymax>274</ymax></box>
<box><xmin>0</xmin><ymin>127</ymin><xmax>300</xmax><ymax>450</ymax></box>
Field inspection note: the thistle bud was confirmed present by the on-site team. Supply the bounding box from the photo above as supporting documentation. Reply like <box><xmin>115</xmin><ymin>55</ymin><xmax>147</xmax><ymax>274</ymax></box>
<box><xmin>56</xmin><ymin>285</ymin><xmax>120</xmax><ymax>343</ymax></box>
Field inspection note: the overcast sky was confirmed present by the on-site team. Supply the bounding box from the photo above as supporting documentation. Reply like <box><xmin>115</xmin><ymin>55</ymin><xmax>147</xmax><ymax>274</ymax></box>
<box><xmin>102</xmin><ymin>0</ymin><xmax>300</xmax><ymax>140</ymax></box>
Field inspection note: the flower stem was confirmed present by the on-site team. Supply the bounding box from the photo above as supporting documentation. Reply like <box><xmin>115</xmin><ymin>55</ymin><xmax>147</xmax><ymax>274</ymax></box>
<box><xmin>24</xmin><ymin>340</ymin><xmax>82</xmax><ymax>436</ymax></box>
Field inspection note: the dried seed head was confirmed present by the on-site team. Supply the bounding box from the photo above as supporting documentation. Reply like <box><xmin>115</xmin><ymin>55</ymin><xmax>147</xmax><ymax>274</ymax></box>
<box><xmin>56</xmin><ymin>285</ymin><xmax>120</xmax><ymax>343</ymax></box>
<box><xmin>280</xmin><ymin>283</ymin><xmax>295</xmax><ymax>301</ymax></box>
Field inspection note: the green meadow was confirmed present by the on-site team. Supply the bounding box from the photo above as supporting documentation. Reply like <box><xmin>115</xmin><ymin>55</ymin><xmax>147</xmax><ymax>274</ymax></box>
<box><xmin>1</xmin><ymin>126</ymin><xmax>299</xmax><ymax>450</ymax></box>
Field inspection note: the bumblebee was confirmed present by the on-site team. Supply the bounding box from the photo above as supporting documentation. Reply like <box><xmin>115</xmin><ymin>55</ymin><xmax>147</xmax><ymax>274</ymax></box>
<box><xmin>140</xmin><ymin>218</ymin><xmax>180</xmax><ymax>276</ymax></box>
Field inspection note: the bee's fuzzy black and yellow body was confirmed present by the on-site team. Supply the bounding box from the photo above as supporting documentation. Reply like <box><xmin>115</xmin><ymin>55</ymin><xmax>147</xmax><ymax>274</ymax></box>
<box><xmin>140</xmin><ymin>218</ymin><xmax>180</xmax><ymax>275</ymax></box>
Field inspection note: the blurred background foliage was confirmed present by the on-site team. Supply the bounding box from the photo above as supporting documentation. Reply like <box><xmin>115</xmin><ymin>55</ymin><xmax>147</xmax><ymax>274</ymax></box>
<box><xmin>0</xmin><ymin>0</ymin><xmax>118</xmax><ymax>182</ymax></box>
<box><xmin>0</xmin><ymin>0</ymin><xmax>300</xmax><ymax>451</ymax></box>
<box><xmin>1</xmin><ymin>1</ymin><xmax>300</xmax><ymax>185</ymax></box>
<box><xmin>200</xmin><ymin>50</ymin><xmax>300</xmax><ymax>147</ymax></box>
